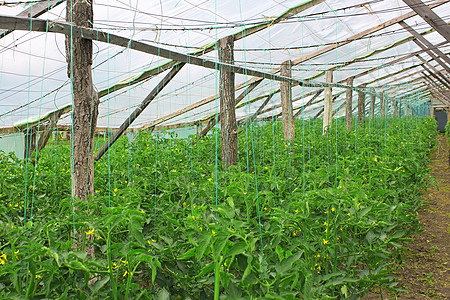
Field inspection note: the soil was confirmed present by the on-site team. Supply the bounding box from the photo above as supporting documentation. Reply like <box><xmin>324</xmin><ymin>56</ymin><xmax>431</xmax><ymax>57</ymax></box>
<box><xmin>364</xmin><ymin>134</ymin><xmax>450</xmax><ymax>300</ymax></box>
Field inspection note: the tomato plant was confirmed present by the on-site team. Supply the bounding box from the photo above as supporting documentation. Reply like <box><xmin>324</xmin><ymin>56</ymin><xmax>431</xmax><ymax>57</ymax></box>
<box><xmin>0</xmin><ymin>116</ymin><xmax>437</xmax><ymax>299</ymax></box>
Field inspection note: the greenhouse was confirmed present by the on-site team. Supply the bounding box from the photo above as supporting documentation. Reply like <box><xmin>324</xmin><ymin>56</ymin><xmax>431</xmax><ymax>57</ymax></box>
<box><xmin>0</xmin><ymin>0</ymin><xmax>449</xmax><ymax>298</ymax></box>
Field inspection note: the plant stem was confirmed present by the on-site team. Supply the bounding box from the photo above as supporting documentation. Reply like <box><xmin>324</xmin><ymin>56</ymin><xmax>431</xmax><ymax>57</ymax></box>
<box><xmin>107</xmin><ymin>231</ymin><xmax>118</xmax><ymax>300</ymax></box>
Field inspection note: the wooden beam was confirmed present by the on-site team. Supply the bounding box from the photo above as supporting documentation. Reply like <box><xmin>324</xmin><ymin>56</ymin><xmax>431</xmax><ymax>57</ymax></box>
<box><xmin>425</xmin><ymin>82</ymin><xmax>450</xmax><ymax>105</ymax></box>
<box><xmin>94</xmin><ymin>0</ymin><xmax>326</xmax><ymax>98</ymax></box>
<box><xmin>421</xmin><ymin>64</ymin><xmax>450</xmax><ymax>89</ymax></box>
<box><xmin>399</xmin><ymin>21</ymin><xmax>450</xmax><ymax>75</ymax></box>
<box><xmin>250</xmin><ymin>93</ymin><xmax>274</xmax><ymax>122</ymax></box>
<box><xmin>218</xmin><ymin>36</ymin><xmax>237</xmax><ymax>167</ymax></box>
<box><xmin>423</xmin><ymin>74</ymin><xmax>450</xmax><ymax>104</ymax></box>
<box><xmin>312</xmin><ymin>92</ymin><xmax>343</xmax><ymax>120</ymax></box>
<box><xmin>290</xmin><ymin>0</ymin><xmax>448</xmax><ymax>67</ymax></box>
<box><xmin>293</xmin><ymin>89</ymin><xmax>323</xmax><ymax>119</ymax></box>
<box><xmin>0</xmin><ymin>0</ymin><xmax>64</xmax><ymax>39</ymax></box>
<box><xmin>403</xmin><ymin>0</ymin><xmax>450</xmax><ymax>43</ymax></box>
<box><xmin>196</xmin><ymin>78</ymin><xmax>263</xmax><ymax>139</ymax></box>
<box><xmin>36</xmin><ymin>109</ymin><xmax>65</xmax><ymax>153</ymax></box>
<box><xmin>400</xmin><ymin>25</ymin><xmax>450</xmax><ymax>74</ymax></box>
<box><xmin>94</xmin><ymin>63</ymin><xmax>185</xmax><ymax>161</ymax></box>
<box><xmin>280</xmin><ymin>60</ymin><xmax>295</xmax><ymax>140</ymax></box>
<box><xmin>416</xmin><ymin>54</ymin><xmax>450</xmax><ymax>85</ymax></box>
<box><xmin>323</xmin><ymin>70</ymin><xmax>333</xmax><ymax>134</ymax></box>
<box><xmin>0</xmin><ymin>15</ymin><xmax>355</xmax><ymax>92</ymax></box>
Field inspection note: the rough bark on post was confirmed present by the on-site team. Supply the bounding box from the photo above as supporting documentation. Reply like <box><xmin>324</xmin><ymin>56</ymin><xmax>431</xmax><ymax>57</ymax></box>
<box><xmin>357</xmin><ymin>85</ymin><xmax>366</xmax><ymax>125</ymax></box>
<box><xmin>218</xmin><ymin>35</ymin><xmax>237</xmax><ymax>167</ymax></box>
<box><xmin>281</xmin><ymin>60</ymin><xmax>295</xmax><ymax>140</ymax></box>
<box><xmin>345</xmin><ymin>77</ymin><xmax>354</xmax><ymax>131</ymax></box>
<box><xmin>66</xmin><ymin>0</ymin><xmax>98</xmax><ymax>257</ymax></box>
<box><xmin>380</xmin><ymin>92</ymin><xmax>385</xmax><ymax>118</ymax></box>
<box><xmin>323</xmin><ymin>70</ymin><xmax>333</xmax><ymax>134</ymax></box>
<box><xmin>370</xmin><ymin>89</ymin><xmax>376</xmax><ymax>121</ymax></box>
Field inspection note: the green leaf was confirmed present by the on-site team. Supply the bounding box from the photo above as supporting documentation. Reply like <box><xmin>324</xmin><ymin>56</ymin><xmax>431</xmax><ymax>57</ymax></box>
<box><xmin>358</xmin><ymin>206</ymin><xmax>372</xmax><ymax>218</ymax></box>
<box><xmin>69</xmin><ymin>261</ymin><xmax>90</xmax><ymax>272</ymax></box>
<box><xmin>275</xmin><ymin>250</ymin><xmax>303</xmax><ymax>274</ymax></box>
<box><xmin>195</xmin><ymin>262</ymin><xmax>215</xmax><ymax>278</ymax></box>
<box><xmin>275</xmin><ymin>245</ymin><xmax>284</xmax><ymax>261</ymax></box>
<box><xmin>213</xmin><ymin>231</ymin><xmax>229</xmax><ymax>260</ymax></box>
<box><xmin>91</xmin><ymin>275</ymin><xmax>110</xmax><ymax>294</ymax></box>
<box><xmin>225</xmin><ymin>241</ymin><xmax>246</xmax><ymax>257</ymax></box>
<box><xmin>196</xmin><ymin>231</ymin><xmax>212</xmax><ymax>261</ymax></box>
<box><xmin>242</xmin><ymin>255</ymin><xmax>253</xmax><ymax>282</ymax></box>
<box><xmin>178</xmin><ymin>248</ymin><xmax>195</xmax><ymax>260</ymax></box>
<box><xmin>156</xmin><ymin>288</ymin><xmax>170</xmax><ymax>300</ymax></box>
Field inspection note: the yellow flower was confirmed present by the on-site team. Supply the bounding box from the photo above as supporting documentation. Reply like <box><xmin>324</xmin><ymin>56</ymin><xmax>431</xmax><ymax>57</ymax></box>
<box><xmin>113</xmin><ymin>188</ymin><xmax>118</xmax><ymax>192</ymax></box>
<box><xmin>85</xmin><ymin>228</ymin><xmax>95</xmax><ymax>236</ymax></box>
<box><xmin>264</xmin><ymin>207</ymin><xmax>267</xmax><ymax>211</ymax></box>
<box><xmin>264</xmin><ymin>166</ymin><xmax>268</xmax><ymax>170</ymax></box>
<box><xmin>182</xmin><ymin>202</ymin><xmax>186</xmax><ymax>208</ymax></box>
<box><xmin>172</xmin><ymin>169</ymin><xmax>177</xmax><ymax>173</ymax></box>
<box><xmin>323</xmin><ymin>239</ymin><xmax>329</xmax><ymax>245</ymax></box>
<box><xmin>347</xmin><ymin>213</ymin><xmax>351</xmax><ymax>216</ymax></box>
<box><xmin>141</xmin><ymin>209</ymin><xmax>145</xmax><ymax>214</ymax></box>
<box><xmin>35</xmin><ymin>274</ymin><xmax>41</xmax><ymax>279</ymax></box>
<box><xmin>212</xmin><ymin>230</ymin><xmax>216</xmax><ymax>236</ymax></box>
<box><xmin>295</xmin><ymin>209</ymin><xmax>299</xmax><ymax>213</ymax></box>
<box><xmin>191</xmin><ymin>182</ymin><xmax>195</xmax><ymax>186</ymax></box>
<box><xmin>331</xmin><ymin>207</ymin><xmax>335</xmax><ymax>212</ymax></box>
<box><xmin>199</xmin><ymin>227</ymin><xmax>203</xmax><ymax>231</ymax></box>
<box><xmin>323</xmin><ymin>221</ymin><xmax>328</xmax><ymax>226</ymax></box>
<box><xmin>191</xmin><ymin>216</ymin><xmax>195</xmax><ymax>220</ymax></box>
<box><xmin>208</xmin><ymin>178</ymin><xmax>212</xmax><ymax>182</ymax></box>
<box><xmin>374</xmin><ymin>157</ymin><xmax>378</xmax><ymax>162</ymax></box>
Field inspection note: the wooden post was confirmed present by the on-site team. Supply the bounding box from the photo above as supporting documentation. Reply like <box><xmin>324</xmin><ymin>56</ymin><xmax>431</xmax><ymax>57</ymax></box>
<box><xmin>66</xmin><ymin>0</ymin><xmax>98</xmax><ymax>262</ymax></box>
<box><xmin>345</xmin><ymin>77</ymin><xmax>354</xmax><ymax>131</ymax></box>
<box><xmin>370</xmin><ymin>89</ymin><xmax>376</xmax><ymax>120</ymax></box>
<box><xmin>66</xmin><ymin>0</ymin><xmax>98</xmax><ymax>202</ymax></box>
<box><xmin>405</xmin><ymin>103</ymin><xmax>412</xmax><ymax>116</ymax></box>
<box><xmin>380</xmin><ymin>92</ymin><xmax>385</xmax><ymax>118</ymax></box>
<box><xmin>323</xmin><ymin>70</ymin><xmax>333</xmax><ymax>134</ymax></box>
<box><xmin>357</xmin><ymin>85</ymin><xmax>366</xmax><ymax>125</ymax></box>
<box><xmin>218</xmin><ymin>35</ymin><xmax>237</xmax><ymax>167</ymax></box>
<box><xmin>281</xmin><ymin>60</ymin><xmax>295</xmax><ymax>140</ymax></box>
<box><xmin>392</xmin><ymin>100</ymin><xmax>399</xmax><ymax>117</ymax></box>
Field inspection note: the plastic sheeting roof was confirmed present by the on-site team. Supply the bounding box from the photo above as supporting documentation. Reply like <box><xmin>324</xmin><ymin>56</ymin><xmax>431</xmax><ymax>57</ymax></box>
<box><xmin>0</xmin><ymin>0</ymin><xmax>448</xmax><ymax>129</ymax></box>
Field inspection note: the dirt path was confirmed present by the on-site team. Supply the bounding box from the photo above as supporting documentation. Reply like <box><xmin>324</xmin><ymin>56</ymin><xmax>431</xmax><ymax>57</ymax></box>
<box><xmin>365</xmin><ymin>135</ymin><xmax>450</xmax><ymax>300</ymax></box>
